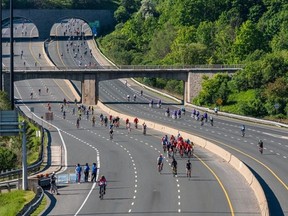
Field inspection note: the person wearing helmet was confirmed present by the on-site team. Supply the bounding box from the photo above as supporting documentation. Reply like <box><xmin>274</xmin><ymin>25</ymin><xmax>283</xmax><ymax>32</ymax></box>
<box><xmin>157</xmin><ymin>154</ymin><xmax>164</xmax><ymax>172</ymax></box>
<box><xmin>99</xmin><ymin>175</ymin><xmax>107</xmax><ymax>196</ymax></box>
<box><xmin>258</xmin><ymin>139</ymin><xmax>264</xmax><ymax>154</ymax></box>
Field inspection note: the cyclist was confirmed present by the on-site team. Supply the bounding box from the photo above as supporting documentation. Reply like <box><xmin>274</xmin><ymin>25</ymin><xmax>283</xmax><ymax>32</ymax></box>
<box><xmin>92</xmin><ymin>116</ymin><xmax>96</xmax><ymax>127</ymax></box>
<box><xmin>241</xmin><ymin>125</ymin><xmax>245</xmax><ymax>137</ymax></box>
<box><xmin>157</xmin><ymin>154</ymin><xmax>164</xmax><ymax>173</ymax></box>
<box><xmin>171</xmin><ymin>157</ymin><xmax>177</xmax><ymax>176</ymax></box>
<box><xmin>104</xmin><ymin>116</ymin><xmax>108</xmax><ymax>127</ymax></box>
<box><xmin>50</xmin><ymin>172</ymin><xmax>59</xmax><ymax>195</ymax></box>
<box><xmin>200</xmin><ymin>115</ymin><xmax>204</xmax><ymax>126</ymax></box>
<box><xmin>100</xmin><ymin>114</ymin><xmax>104</xmax><ymax>125</ymax></box>
<box><xmin>165</xmin><ymin>107</ymin><xmax>170</xmax><ymax>117</ymax></box>
<box><xmin>61</xmin><ymin>104</ymin><xmax>64</xmax><ymax>112</ymax></box>
<box><xmin>109</xmin><ymin>126</ymin><xmax>114</xmax><ymax>139</ymax></box>
<box><xmin>150</xmin><ymin>99</ymin><xmax>154</xmax><ymax>108</ymax></box>
<box><xmin>30</xmin><ymin>92</ymin><xmax>33</xmax><ymax>99</ymax></box>
<box><xmin>63</xmin><ymin>111</ymin><xmax>66</xmax><ymax>119</ymax></box>
<box><xmin>181</xmin><ymin>106</ymin><xmax>186</xmax><ymax>115</ymax></box>
<box><xmin>98</xmin><ymin>175</ymin><xmax>107</xmax><ymax>197</ymax></box>
<box><xmin>158</xmin><ymin>99</ymin><xmax>162</xmax><ymax>108</ymax></box>
<box><xmin>142</xmin><ymin>122</ymin><xmax>147</xmax><ymax>135</ymax></box>
<box><xmin>76</xmin><ymin>118</ymin><xmax>80</xmax><ymax>128</ymax></box>
<box><xmin>134</xmin><ymin>117</ymin><xmax>139</xmax><ymax>129</ymax></box>
<box><xmin>127</xmin><ymin>94</ymin><xmax>130</xmax><ymax>101</ymax></box>
<box><xmin>38</xmin><ymin>88</ymin><xmax>41</xmax><ymax>96</ymax></box>
<box><xmin>133</xmin><ymin>94</ymin><xmax>136</xmax><ymax>101</ymax></box>
<box><xmin>140</xmin><ymin>90</ymin><xmax>143</xmax><ymax>96</ymax></box>
<box><xmin>209</xmin><ymin>116</ymin><xmax>213</xmax><ymax>126</ymax></box>
<box><xmin>125</xmin><ymin>118</ymin><xmax>129</xmax><ymax>127</ymax></box>
<box><xmin>186</xmin><ymin>160</ymin><xmax>192</xmax><ymax>178</ymax></box>
<box><xmin>258</xmin><ymin>140</ymin><xmax>263</xmax><ymax>154</ymax></box>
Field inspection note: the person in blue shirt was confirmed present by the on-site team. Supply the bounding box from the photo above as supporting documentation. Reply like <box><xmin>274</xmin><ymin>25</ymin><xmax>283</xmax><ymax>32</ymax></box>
<box><xmin>84</xmin><ymin>163</ymin><xmax>90</xmax><ymax>182</ymax></box>
<box><xmin>75</xmin><ymin>163</ymin><xmax>82</xmax><ymax>183</ymax></box>
<box><xmin>91</xmin><ymin>163</ymin><xmax>98</xmax><ymax>182</ymax></box>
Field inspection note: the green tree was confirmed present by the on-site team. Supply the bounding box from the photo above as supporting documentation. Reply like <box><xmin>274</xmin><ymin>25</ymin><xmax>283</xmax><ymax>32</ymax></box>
<box><xmin>232</xmin><ymin>20</ymin><xmax>264</xmax><ymax>62</ymax></box>
<box><xmin>114</xmin><ymin>6</ymin><xmax>130</xmax><ymax>23</ymax></box>
<box><xmin>0</xmin><ymin>147</ymin><xmax>17</xmax><ymax>172</ymax></box>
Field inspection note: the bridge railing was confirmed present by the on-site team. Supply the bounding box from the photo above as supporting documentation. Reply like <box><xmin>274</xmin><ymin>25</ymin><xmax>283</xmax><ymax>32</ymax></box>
<box><xmin>2</xmin><ymin>64</ymin><xmax>244</xmax><ymax>71</ymax></box>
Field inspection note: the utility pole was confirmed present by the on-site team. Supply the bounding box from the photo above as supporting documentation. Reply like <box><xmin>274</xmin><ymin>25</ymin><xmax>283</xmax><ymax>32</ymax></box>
<box><xmin>21</xmin><ymin>121</ymin><xmax>27</xmax><ymax>190</ymax></box>
<box><xmin>0</xmin><ymin>0</ymin><xmax>2</xmax><ymax>91</ymax></box>
<box><xmin>10</xmin><ymin>0</ymin><xmax>14</xmax><ymax>109</ymax></box>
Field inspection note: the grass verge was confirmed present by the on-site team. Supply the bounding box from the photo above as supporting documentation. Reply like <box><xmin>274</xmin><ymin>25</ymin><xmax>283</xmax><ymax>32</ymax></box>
<box><xmin>31</xmin><ymin>195</ymin><xmax>47</xmax><ymax>216</ymax></box>
<box><xmin>0</xmin><ymin>190</ymin><xmax>35</xmax><ymax>216</ymax></box>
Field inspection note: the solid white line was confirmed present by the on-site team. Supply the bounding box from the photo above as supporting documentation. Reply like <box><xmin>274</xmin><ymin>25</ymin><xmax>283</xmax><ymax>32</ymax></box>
<box><xmin>74</xmin><ymin>183</ymin><xmax>96</xmax><ymax>215</ymax></box>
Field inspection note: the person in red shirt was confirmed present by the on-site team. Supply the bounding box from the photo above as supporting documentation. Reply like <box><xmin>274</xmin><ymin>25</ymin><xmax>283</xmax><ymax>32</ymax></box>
<box><xmin>134</xmin><ymin>117</ymin><xmax>139</xmax><ymax>128</ymax></box>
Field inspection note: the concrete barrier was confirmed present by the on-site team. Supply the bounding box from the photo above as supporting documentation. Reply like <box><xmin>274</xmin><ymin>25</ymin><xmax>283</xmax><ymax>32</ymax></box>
<box><xmin>97</xmin><ymin>101</ymin><xmax>269</xmax><ymax>216</ymax></box>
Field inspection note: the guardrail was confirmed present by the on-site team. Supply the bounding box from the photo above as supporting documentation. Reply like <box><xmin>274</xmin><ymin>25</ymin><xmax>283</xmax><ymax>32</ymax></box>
<box><xmin>0</xmin><ymin>108</ymin><xmax>45</xmax><ymax>182</ymax></box>
<box><xmin>2</xmin><ymin>64</ymin><xmax>244</xmax><ymax>71</ymax></box>
<box><xmin>97</xmin><ymin>101</ymin><xmax>269</xmax><ymax>216</ymax></box>
<box><xmin>17</xmin><ymin>179</ymin><xmax>44</xmax><ymax>216</ymax></box>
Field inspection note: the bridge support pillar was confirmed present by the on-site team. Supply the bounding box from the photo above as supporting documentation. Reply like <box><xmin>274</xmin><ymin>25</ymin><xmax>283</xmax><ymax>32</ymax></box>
<box><xmin>82</xmin><ymin>74</ymin><xmax>98</xmax><ymax>105</ymax></box>
<box><xmin>185</xmin><ymin>72</ymin><xmax>214</xmax><ymax>104</ymax></box>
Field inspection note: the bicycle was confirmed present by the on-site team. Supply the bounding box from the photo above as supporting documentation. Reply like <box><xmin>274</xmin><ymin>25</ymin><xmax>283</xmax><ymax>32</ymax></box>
<box><xmin>186</xmin><ymin>169</ymin><xmax>191</xmax><ymax>178</ymax></box>
<box><xmin>172</xmin><ymin>167</ymin><xmax>177</xmax><ymax>177</ymax></box>
<box><xmin>158</xmin><ymin>162</ymin><xmax>163</xmax><ymax>173</ymax></box>
<box><xmin>109</xmin><ymin>130</ymin><xmax>113</xmax><ymax>140</ymax></box>
<box><xmin>99</xmin><ymin>185</ymin><xmax>105</xmax><ymax>200</ymax></box>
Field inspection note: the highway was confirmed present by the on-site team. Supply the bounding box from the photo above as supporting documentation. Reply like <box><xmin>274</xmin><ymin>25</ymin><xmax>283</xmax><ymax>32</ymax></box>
<box><xmin>1</xmin><ymin>18</ymin><xmax>271</xmax><ymax>215</ymax></box>
<box><xmin>45</xmin><ymin>19</ymin><xmax>287</xmax><ymax>215</ymax></box>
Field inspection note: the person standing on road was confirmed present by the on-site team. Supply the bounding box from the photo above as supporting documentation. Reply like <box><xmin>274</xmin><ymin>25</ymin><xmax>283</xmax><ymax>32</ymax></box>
<box><xmin>75</xmin><ymin>163</ymin><xmax>82</xmax><ymax>184</ymax></box>
<box><xmin>84</xmin><ymin>163</ymin><xmax>90</xmax><ymax>182</ymax></box>
<box><xmin>91</xmin><ymin>163</ymin><xmax>98</xmax><ymax>182</ymax></box>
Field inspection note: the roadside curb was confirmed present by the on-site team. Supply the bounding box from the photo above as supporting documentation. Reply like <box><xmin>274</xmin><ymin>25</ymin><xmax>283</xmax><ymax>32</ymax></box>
<box><xmin>97</xmin><ymin>101</ymin><xmax>269</xmax><ymax>216</ymax></box>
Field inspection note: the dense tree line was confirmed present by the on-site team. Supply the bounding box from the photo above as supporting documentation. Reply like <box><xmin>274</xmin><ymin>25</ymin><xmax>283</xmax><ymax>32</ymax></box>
<box><xmin>98</xmin><ymin>0</ymin><xmax>288</xmax><ymax>119</ymax></box>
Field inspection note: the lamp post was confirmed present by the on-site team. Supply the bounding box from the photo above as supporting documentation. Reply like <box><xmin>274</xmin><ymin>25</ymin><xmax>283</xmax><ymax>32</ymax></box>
<box><xmin>0</xmin><ymin>0</ymin><xmax>2</xmax><ymax>91</ymax></box>
<box><xmin>10</xmin><ymin>0</ymin><xmax>14</xmax><ymax>109</ymax></box>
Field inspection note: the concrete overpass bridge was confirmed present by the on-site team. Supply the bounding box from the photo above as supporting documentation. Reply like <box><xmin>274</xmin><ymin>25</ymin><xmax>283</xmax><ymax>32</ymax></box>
<box><xmin>3</xmin><ymin>65</ymin><xmax>242</xmax><ymax>104</ymax></box>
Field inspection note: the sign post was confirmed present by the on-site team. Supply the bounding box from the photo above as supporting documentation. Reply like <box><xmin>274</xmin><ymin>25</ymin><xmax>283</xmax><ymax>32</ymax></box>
<box><xmin>0</xmin><ymin>111</ymin><xmax>28</xmax><ymax>190</ymax></box>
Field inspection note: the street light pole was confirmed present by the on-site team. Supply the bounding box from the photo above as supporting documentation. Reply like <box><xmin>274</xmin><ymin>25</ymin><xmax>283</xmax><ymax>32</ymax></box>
<box><xmin>0</xmin><ymin>0</ymin><xmax>2</xmax><ymax>91</ymax></box>
<box><xmin>10</xmin><ymin>0</ymin><xmax>14</xmax><ymax>109</ymax></box>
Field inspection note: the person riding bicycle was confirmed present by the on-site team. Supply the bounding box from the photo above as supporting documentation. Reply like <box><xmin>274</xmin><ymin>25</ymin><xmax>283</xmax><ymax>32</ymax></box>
<box><xmin>76</xmin><ymin>118</ymin><xmax>80</xmax><ymax>128</ymax></box>
<box><xmin>126</xmin><ymin>118</ymin><xmax>129</xmax><ymax>127</ymax></box>
<box><xmin>140</xmin><ymin>90</ymin><xmax>143</xmax><ymax>96</ymax></box>
<box><xmin>104</xmin><ymin>116</ymin><xmax>108</xmax><ymax>127</ymax></box>
<box><xmin>134</xmin><ymin>117</ymin><xmax>139</xmax><ymax>128</ymax></box>
<box><xmin>241</xmin><ymin>125</ymin><xmax>245</xmax><ymax>136</ymax></box>
<box><xmin>186</xmin><ymin>160</ymin><xmax>192</xmax><ymax>178</ymax></box>
<box><xmin>157</xmin><ymin>154</ymin><xmax>164</xmax><ymax>171</ymax></box>
<box><xmin>181</xmin><ymin>106</ymin><xmax>186</xmax><ymax>115</ymax></box>
<box><xmin>63</xmin><ymin>111</ymin><xmax>66</xmax><ymax>119</ymax></box>
<box><xmin>99</xmin><ymin>175</ymin><xmax>107</xmax><ymax>196</ymax></box>
<box><xmin>109</xmin><ymin>126</ymin><xmax>114</xmax><ymax>139</ymax></box>
<box><xmin>142</xmin><ymin>122</ymin><xmax>147</xmax><ymax>134</ymax></box>
<box><xmin>50</xmin><ymin>172</ymin><xmax>59</xmax><ymax>195</ymax></box>
<box><xmin>150</xmin><ymin>99</ymin><xmax>154</xmax><ymax>107</ymax></box>
<box><xmin>171</xmin><ymin>157</ymin><xmax>177</xmax><ymax>175</ymax></box>
<box><xmin>158</xmin><ymin>99</ymin><xmax>162</xmax><ymax>108</ymax></box>
<box><xmin>133</xmin><ymin>94</ymin><xmax>136</xmax><ymax>101</ymax></box>
<box><xmin>92</xmin><ymin>116</ymin><xmax>96</xmax><ymax>126</ymax></box>
<box><xmin>209</xmin><ymin>115</ymin><xmax>213</xmax><ymax>126</ymax></box>
<box><xmin>127</xmin><ymin>94</ymin><xmax>130</xmax><ymax>101</ymax></box>
<box><xmin>258</xmin><ymin>139</ymin><xmax>263</xmax><ymax>154</ymax></box>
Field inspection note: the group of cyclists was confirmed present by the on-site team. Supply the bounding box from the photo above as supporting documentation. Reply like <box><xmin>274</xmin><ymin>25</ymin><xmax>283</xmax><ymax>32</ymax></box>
<box><xmin>157</xmin><ymin>133</ymin><xmax>194</xmax><ymax>178</ymax></box>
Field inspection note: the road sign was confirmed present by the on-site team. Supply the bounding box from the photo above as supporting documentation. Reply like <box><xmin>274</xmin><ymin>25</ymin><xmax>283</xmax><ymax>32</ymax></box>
<box><xmin>274</xmin><ymin>103</ymin><xmax>280</xmax><ymax>110</ymax></box>
<box><xmin>0</xmin><ymin>110</ymin><xmax>19</xmax><ymax>136</ymax></box>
